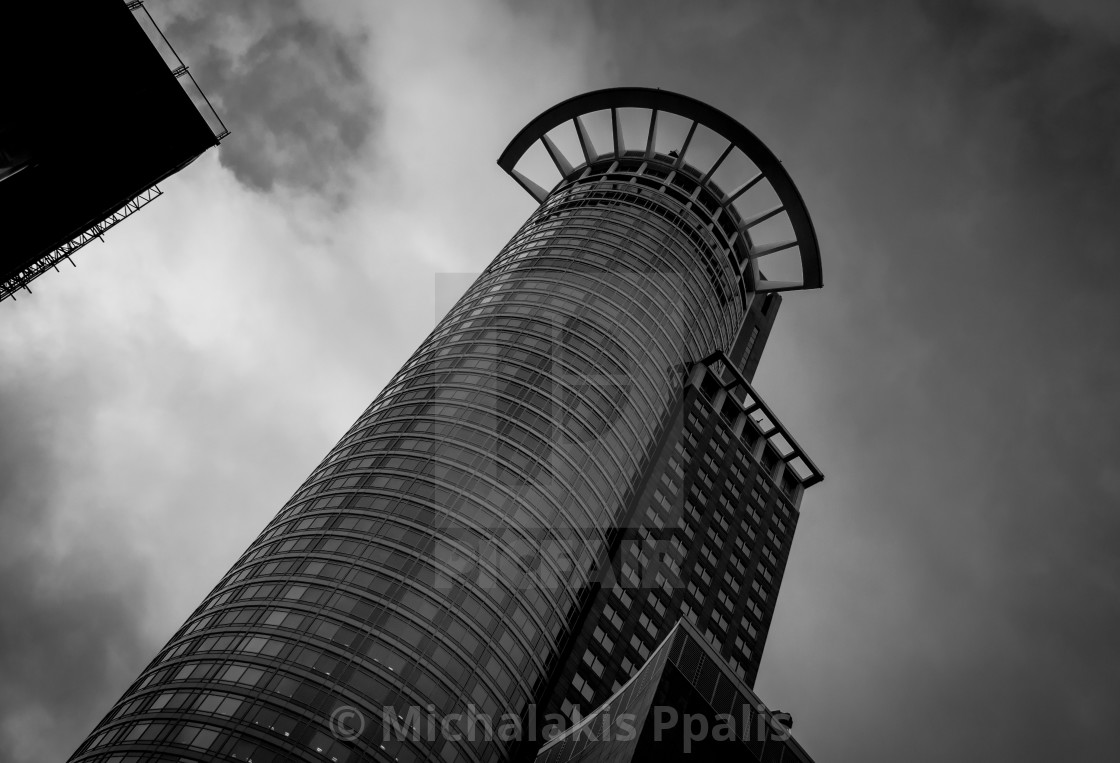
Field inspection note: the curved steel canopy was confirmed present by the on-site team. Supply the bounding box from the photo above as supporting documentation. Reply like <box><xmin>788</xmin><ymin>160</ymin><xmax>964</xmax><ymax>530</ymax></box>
<box><xmin>497</xmin><ymin>87</ymin><xmax>822</xmax><ymax>293</ymax></box>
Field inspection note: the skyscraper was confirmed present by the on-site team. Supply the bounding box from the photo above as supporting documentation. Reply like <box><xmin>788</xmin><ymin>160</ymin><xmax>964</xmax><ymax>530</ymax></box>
<box><xmin>68</xmin><ymin>87</ymin><xmax>822</xmax><ymax>763</ymax></box>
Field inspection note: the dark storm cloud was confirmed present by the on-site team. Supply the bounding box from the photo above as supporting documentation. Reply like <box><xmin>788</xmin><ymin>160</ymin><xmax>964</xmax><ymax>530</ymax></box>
<box><xmin>0</xmin><ymin>367</ymin><xmax>148</xmax><ymax>759</ymax></box>
<box><xmin>161</xmin><ymin>0</ymin><xmax>377</xmax><ymax>198</ymax></box>
<box><xmin>6</xmin><ymin>1</ymin><xmax>1118</xmax><ymax>762</ymax></box>
<box><xmin>0</xmin><ymin>299</ymin><xmax>351</xmax><ymax>762</ymax></box>
<box><xmin>586</xmin><ymin>0</ymin><xmax>1120</xmax><ymax>759</ymax></box>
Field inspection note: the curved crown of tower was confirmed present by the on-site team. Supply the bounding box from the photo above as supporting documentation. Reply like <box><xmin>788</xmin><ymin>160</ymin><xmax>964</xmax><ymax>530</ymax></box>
<box><xmin>497</xmin><ymin>87</ymin><xmax>822</xmax><ymax>299</ymax></box>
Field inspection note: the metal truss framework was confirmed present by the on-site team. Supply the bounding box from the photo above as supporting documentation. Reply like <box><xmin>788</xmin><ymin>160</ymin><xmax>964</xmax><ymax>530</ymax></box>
<box><xmin>0</xmin><ymin>186</ymin><xmax>162</xmax><ymax>302</ymax></box>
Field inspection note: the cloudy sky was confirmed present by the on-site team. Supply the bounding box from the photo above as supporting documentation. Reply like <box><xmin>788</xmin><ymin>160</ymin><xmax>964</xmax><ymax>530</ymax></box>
<box><xmin>3</xmin><ymin>1</ymin><xmax>1120</xmax><ymax>761</ymax></box>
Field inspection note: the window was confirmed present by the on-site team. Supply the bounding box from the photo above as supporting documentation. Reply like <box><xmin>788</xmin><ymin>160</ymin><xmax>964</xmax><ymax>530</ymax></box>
<box><xmin>561</xmin><ymin>698</ymin><xmax>578</xmax><ymax>720</ymax></box>
<box><xmin>572</xmin><ymin>672</ymin><xmax>594</xmax><ymax>701</ymax></box>
<box><xmin>593</xmin><ymin>626</ymin><xmax>614</xmax><ymax>651</ymax></box>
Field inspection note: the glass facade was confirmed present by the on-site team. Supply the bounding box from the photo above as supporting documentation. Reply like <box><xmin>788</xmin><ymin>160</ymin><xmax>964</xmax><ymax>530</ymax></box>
<box><xmin>539</xmin><ymin>355</ymin><xmax>817</xmax><ymax>725</ymax></box>
<box><xmin>67</xmin><ymin>88</ymin><xmax>824</xmax><ymax>763</ymax></box>
<box><xmin>69</xmin><ymin>158</ymin><xmax>750</xmax><ymax>763</ymax></box>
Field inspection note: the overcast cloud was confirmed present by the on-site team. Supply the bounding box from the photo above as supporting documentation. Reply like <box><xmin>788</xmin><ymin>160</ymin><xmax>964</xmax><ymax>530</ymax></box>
<box><xmin>2</xmin><ymin>1</ymin><xmax>1118</xmax><ymax>762</ymax></box>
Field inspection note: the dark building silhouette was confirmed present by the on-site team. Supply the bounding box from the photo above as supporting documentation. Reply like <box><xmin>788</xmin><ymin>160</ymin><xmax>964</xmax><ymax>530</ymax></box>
<box><xmin>0</xmin><ymin>0</ymin><xmax>226</xmax><ymax>302</ymax></box>
<box><xmin>533</xmin><ymin>620</ymin><xmax>812</xmax><ymax>763</ymax></box>
<box><xmin>68</xmin><ymin>88</ymin><xmax>822</xmax><ymax>763</ymax></box>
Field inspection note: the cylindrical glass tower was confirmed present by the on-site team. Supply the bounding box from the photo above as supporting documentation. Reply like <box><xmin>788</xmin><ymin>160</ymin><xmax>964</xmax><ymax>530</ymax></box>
<box><xmin>69</xmin><ymin>88</ymin><xmax>821</xmax><ymax>763</ymax></box>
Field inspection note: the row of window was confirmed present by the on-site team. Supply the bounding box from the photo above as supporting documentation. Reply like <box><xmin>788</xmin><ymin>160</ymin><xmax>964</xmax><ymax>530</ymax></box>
<box><xmin>556</xmin><ymin>372</ymin><xmax>799</xmax><ymax>713</ymax></box>
<box><xmin>79</xmin><ymin>168</ymin><xmax>748</xmax><ymax>763</ymax></box>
